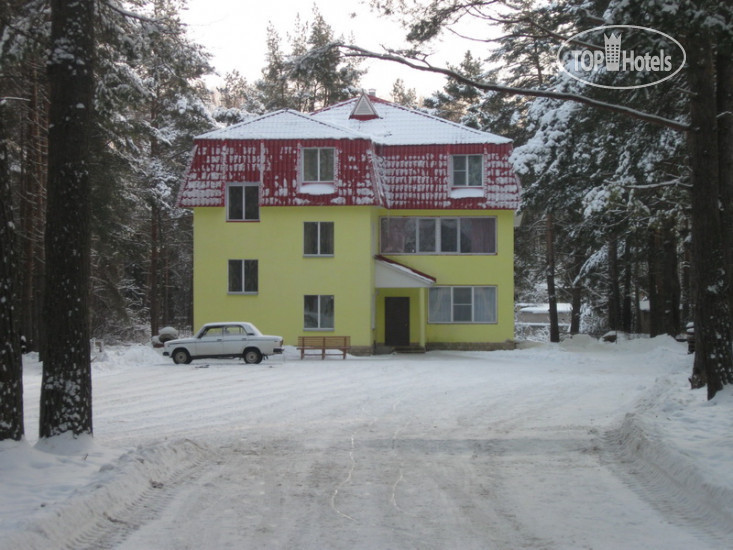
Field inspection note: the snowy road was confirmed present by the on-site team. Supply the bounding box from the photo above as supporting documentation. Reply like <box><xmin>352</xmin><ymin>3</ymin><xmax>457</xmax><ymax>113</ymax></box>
<box><xmin>5</xmin><ymin>338</ymin><xmax>732</xmax><ymax>549</ymax></box>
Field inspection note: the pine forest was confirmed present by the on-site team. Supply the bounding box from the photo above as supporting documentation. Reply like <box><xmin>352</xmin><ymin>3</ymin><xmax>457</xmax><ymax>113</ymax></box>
<box><xmin>1</xmin><ymin>0</ymin><xmax>731</xmax><ymax>440</ymax></box>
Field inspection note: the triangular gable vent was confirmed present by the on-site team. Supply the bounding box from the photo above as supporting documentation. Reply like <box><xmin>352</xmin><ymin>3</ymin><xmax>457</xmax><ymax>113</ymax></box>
<box><xmin>349</xmin><ymin>93</ymin><xmax>380</xmax><ymax>120</ymax></box>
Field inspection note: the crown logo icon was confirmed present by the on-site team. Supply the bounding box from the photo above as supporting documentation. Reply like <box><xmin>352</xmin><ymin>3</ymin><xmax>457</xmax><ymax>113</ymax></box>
<box><xmin>604</xmin><ymin>33</ymin><xmax>621</xmax><ymax>71</ymax></box>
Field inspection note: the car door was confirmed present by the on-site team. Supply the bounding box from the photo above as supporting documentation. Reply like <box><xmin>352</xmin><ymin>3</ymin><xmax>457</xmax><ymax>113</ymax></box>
<box><xmin>220</xmin><ymin>325</ymin><xmax>248</xmax><ymax>355</ymax></box>
<box><xmin>193</xmin><ymin>326</ymin><xmax>225</xmax><ymax>357</ymax></box>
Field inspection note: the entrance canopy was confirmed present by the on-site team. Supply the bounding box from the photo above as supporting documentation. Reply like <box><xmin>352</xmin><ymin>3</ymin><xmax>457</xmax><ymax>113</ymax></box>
<box><xmin>374</xmin><ymin>255</ymin><xmax>436</xmax><ymax>288</ymax></box>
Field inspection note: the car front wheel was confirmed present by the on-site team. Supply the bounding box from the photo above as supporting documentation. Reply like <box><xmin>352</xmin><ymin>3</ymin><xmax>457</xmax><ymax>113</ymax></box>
<box><xmin>243</xmin><ymin>348</ymin><xmax>263</xmax><ymax>364</ymax></box>
<box><xmin>172</xmin><ymin>348</ymin><xmax>192</xmax><ymax>365</ymax></box>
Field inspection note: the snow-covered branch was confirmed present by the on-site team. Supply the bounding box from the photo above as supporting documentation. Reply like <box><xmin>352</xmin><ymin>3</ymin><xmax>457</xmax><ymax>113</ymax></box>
<box><xmin>333</xmin><ymin>43</ymin><xmax>691</xmax><ymax>133</ymax></box>
<box><xmin>623</xmin><ymin>180</ymin><xmax>692</xmax><ymax>190</ymax></box>
<box><xmin>0</xmin><ymin>97</ymin><xmax>30</xmax><ymax>104</ymax></box>
<box><xmin>98</xmin><ymin>0</ymin><xmax>162</xmax><ymax>24</ymax></box>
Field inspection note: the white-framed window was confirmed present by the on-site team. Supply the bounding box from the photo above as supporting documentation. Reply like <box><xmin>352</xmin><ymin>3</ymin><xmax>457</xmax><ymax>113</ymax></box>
<box><xmin>429</xmin><ymin>286</ymin><xmax>497</xmax><ymax>323</ymax></box>
<box><xmin>228</xmin><ymin>259</ymin><xmax>258</xmax><ymax>293</ymax></box>
<box><xmin>451</xmin><ymin>154</ymin><xmax>483</xmax><ymax>187</ymax></box>
<box><xmin>304</xmin><ymin>295</ymin><xmax>334</xmax><ymax>330</ymax></box>
<box><xmin>302</xmin><ymin>148</ymin><xmax>335</xmax><ymax>182</ymax></box>
<box><xmin>304</xmin><ymin>222</ymin><xmax>334</xmax><ymax>256</ymax></box>
<box><xmin>380</xmin><ymin>217</ymin><xmax>496</xmax><ymax>254</ymax></box>
<box><xmin>226</xmin><ymin>182</ymin><xmax>259</xmax><ymax>221</ymax></box>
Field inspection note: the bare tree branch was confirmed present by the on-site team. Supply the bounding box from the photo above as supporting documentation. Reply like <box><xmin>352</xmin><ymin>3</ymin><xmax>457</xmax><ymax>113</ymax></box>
<box><xmin>98</xmin><ymin>0</ymin><xmax>161</xmax><ymax>24</ymax></box>
<box><xmin>333</xmin><ymin>43</ymin><xmax>691</xmax><ymax>133</ymax></box>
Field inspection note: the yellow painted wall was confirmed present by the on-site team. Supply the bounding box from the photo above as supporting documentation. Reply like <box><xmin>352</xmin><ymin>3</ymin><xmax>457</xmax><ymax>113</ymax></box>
<box><xmin>192</xmin><ymin>206</ymin><xmax>515</xmax><ymax>350</ymax></box>
<box><xmin>376</xmin><ymin>209</ymin><xmax>515</xmax><ymax>344</ymax></box>
<box><xmin>193</xmin><ymin>205</ymin><xmax>376</xmax><ymax>347</ymax></box>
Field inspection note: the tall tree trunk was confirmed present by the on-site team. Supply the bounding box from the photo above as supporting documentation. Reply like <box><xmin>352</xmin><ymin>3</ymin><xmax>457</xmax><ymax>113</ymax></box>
<box><xmin>661</xmin><ymin>222</ymin><xmax>680</xmax><ymax>337</ymax></box>
<box><xmin>686</xmin><ymin>28</ymin><xmax>733</xmax><ymax>399</ymax></box>
<box><xmin>634</xmin><ymin>274</ymin><xmax>643</xmax><ymax>334</ymax></box>
<box><xmin>150</xmin><ymin>202</ymin><xmax>160</xmax><ymax>338</ymax></box>
<box><xmin>648</xmin><ymin>229</ymin><xmax>664</xmax><ymax>337</ymax></box>
<box><xmin>0</xmin><ymin>100</ymin><xmax>25</xmax><ymax>441</ymax></box>
<box><xmin>39</xmin><ymin>0</ymin><xmax>96</xmax><ymax>437</ymax></box>
<box><xmin>20</xmin><ymin>71</ymin><xmax>47</xmax><ymax>354</ymax></box>
<box><xmin>681</xmin><ymin>221</ymin><xmax>692</xmax><ymax>329</ymax></box>
<box><xmin>546</xmin><ymin>213</ymin><xmax>560</xmax><ymax>342</ymax></box>
<box><xmin>622</xmin><ymin>236</ymin><xmax>633</xmax><ymax>333</ymax></box>
<box><xmin>608</xmin><ymin>236</ymin><xmax>621</xmax><ymax>332</ymax></box>
<box><xmin>570</xmin><ymin>251</ymin><xmax>583</xmax><ymax>335</ymax></box>
<box><xmin>717</xmin><ymin>50</ymin><xmax>733</xmax><ymax>326</ymax></box>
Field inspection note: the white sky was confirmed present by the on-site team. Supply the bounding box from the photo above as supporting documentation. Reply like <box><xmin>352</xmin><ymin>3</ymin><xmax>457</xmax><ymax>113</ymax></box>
<box><xmin>181</xmin><ymin>0</ymin><xmax>478</xmax><ymax>99</ymax></box>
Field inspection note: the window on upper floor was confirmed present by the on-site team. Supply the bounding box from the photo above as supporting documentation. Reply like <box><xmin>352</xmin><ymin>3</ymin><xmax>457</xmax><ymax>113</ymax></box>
<box><xmin>429</xmin><ymin>286</ymin><xmax>497</xmax><ymax>323</ymax></box>
<box><xmin>227</xmin><ymin>182</ymin><xmax>259</xmax><ymax>221</ymax></box>
<box><xmin>451</xmin><ymin>154</ymin><xmax>483</xmax><ymax>187</ymax></box>
<box><xmin>302</xmin><ymin>148</ymin><xmax>335</xmax><ymax>182</ymax></box>
<box><xmin>380</xmin><ymin>217</ymin><xmax>496</xmax><ymax>255</ymax></box>
<box><xmin>304</xmin><ymin>222</ymin><xmax>334</xmax><ymax>256</ymax></box>
<box><xmin>228</xmin><ymin>259</ymin><xmax>258</xmax><ymax>293</ymax></box>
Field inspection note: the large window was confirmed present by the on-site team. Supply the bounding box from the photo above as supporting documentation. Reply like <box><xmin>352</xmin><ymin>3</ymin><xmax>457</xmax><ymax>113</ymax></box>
<box><xmin>227</xmin><ymin>182</ymin><xmax>259</xmax><ymax>221</ymax></box>
<box><xmin>304</xmin><ymin>222</ymin><xmax>334</xmax><ymax>256</ymax></box>
<box><xmin>429</xmin><ymin>286</ymin><xmax>497</xmax><ymax>323</ymax></box>
<box><xmin>304</xmin><ymin>295</ymin><xmax>334</xmax><ymax>330</ymax></box>
<box><xmin>451</xmin><ymin>155</ymin><xmax>483</xmax><ymax>187</ymax></box>
<box><xmin>303</xmin><ymin>148</ymin><xmax>335</xmax><ymax>182</ymax></box>
<box><xmin>381</xmin><ymin>217</ymin><xmax>496</xmax><ymax>254</ymax></box>
<box><xmin>228</xmin><ymin>259</ymin><xmax>258</xmax><ymax>293</ymax></box>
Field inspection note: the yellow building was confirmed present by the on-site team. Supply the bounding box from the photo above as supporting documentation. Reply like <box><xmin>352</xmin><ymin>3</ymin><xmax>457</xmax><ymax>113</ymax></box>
<box><xmin>179</xmin><ymin>94</ymin><xmax>521</xmax><ymax>354</ymax></box>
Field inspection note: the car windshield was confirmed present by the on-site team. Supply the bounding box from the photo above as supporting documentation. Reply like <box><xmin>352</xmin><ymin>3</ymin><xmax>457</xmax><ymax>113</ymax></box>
<box><xmin>200</xmin><ymin>327</ymin><xmax>224</xmax><ymax>338</ymax></box>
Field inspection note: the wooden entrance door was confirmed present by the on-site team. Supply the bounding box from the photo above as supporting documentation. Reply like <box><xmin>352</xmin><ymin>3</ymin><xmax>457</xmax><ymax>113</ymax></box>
<box><xmin>385</xmin><ymin>297</ymin><xmax>410</xmax><ymax>346</ymax></box>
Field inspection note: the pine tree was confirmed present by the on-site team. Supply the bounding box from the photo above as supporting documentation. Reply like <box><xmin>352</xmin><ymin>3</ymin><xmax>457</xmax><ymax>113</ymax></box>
<box><xmin>212</xmin><ymin>71</ymin><xmax>261</xmax><ymax>125</ymax></box>
<box><xmin>91</xmin><ymin>0</ymin><xmax>213</xmax><ymax>339</ymax></box>
<box><xmin>423</xmin><ymin>51</ymin><xmax>484</xmax><ymax>123</ymax></box>
<box><xmin>391</xmin><ymin>78</ymin><xmax>418</xmax><ymax>107</ymax></box>
<box><xmin>256</xmin><ymin>24</ymin><xmax>292</xmax><ymax>111</ymax></box>
<box><xmin>297</xmin><ymin>6</ymin><xmax>363</xmax><ymax>111</ymax></box>
<box><xmin>0</xmin><ymin>1</ymin><xmax>49</xmax><ymax>359</ymax></box>
<box><xmin>0</xmin><ymin>0</ymin><xmax>45</xmax><ymax>441</ymax></box>
<box><xmin>257</xmin><ymin>8</ymin><xmax>363</xmax><ymax>112</ymax></box>
<box><xmin>136</xmin><ymin>0</ymin><xmax>213</xmax><ymax>337</ymax></box>
<box><xmin>39</xmin><ymin>0</ymin><xmax>96</xmax><ymax>438</ymax></box>
<box><xmin>0</xmin><ymin>96</ymin><xmax>24</xmax><ymax>441</ymax></box>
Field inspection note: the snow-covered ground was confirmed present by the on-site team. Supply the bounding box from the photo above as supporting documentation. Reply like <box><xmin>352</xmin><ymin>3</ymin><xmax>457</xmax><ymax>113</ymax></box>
<box><xmin>1</xmin><ymin>336</ymin><xmax>731</xmax><ymax>549</ymax></box>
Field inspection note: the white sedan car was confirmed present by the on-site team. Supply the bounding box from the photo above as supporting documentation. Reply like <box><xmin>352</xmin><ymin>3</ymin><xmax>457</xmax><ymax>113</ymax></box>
<box><xmin>162</xmin><ymin>322</ymin><xmax>283</xmax><ymax>365</ymax></box>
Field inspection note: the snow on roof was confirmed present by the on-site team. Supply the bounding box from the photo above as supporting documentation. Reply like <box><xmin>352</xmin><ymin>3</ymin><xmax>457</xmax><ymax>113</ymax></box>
<box><xmin>312</xmin><ymin>95</ymin><xmax>512</xmax><ymax>146</ymax></box>
<box><xmin>374</xmin><ymin>255</ymin><xmax>436</xmax><ymax>287</ymax></box>
<box><xmin>349</xmin><ymin>93</ymin><xmax>380</xmax><ymax>120</ymax></box>
<box><xmin>196</xmin><ymin>96</ymin><xmax>512</xmax><ymax>146</ymax></box>
<box><xmin>181</xmin><ymin>95</ymin><xmax>520</xmax><ymax>210</ymax></box>
<box><xmin>198</xmin><ymin>109</ymin><xmax>368</xmax><ymax>141</ymax></box>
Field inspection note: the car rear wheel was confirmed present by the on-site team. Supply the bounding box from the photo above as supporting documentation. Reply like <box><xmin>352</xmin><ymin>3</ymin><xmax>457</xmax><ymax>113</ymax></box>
<box><xmin>243</xmin><ymin>348</ymin><xmax>263</xmax><ymax>364</ymax></box>
<box><xmin>172</xmin><ymin>349</ymin><xmax>192</xmax><ymax>365</ymax></box>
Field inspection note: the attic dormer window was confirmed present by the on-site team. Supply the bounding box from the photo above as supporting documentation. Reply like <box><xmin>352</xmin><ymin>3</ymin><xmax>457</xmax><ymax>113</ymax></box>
<box><xmin>451</xmin><ymin>155</ymin><xmax>483</xmax><ymax>187</ymax></box>
<box><xmin>303</xmin><ymin>147</ymin><xmax>335</xmax><ymax>182</ymax></box>
<box><xmin>349</xmin><ymin>93</ymin><xmax>380</xmax><ymax>120</ymax></box>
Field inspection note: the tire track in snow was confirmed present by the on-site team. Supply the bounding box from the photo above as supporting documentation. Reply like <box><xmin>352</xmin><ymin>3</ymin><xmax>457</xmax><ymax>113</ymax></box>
<box><xmin>0</xmin><ymin>439</ymin><xmax>214</xmax><ymax>550</ymax></box>
<box><xmin>602</xmin><ymin>413</ymin><xmax>733</xmax><ymax>545</ymax></box>
<box><xmin>19</xmin><ymin>349</ymin><xmax>726</xmax><ymax>549</ymax></box>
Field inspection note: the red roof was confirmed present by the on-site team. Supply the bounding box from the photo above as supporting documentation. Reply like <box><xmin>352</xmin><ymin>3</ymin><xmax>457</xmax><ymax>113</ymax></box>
<box><xmin>179</xmin><ymin>95</ymin><xmax>521</xmax><ymax>210</ymax></box>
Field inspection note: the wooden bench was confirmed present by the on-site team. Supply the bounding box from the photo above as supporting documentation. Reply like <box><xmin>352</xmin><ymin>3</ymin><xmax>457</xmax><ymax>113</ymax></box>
<box><xmin>297</xmin><ymin>336</ymin><xmax>351</xmax><ymax>359</ymax></box>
